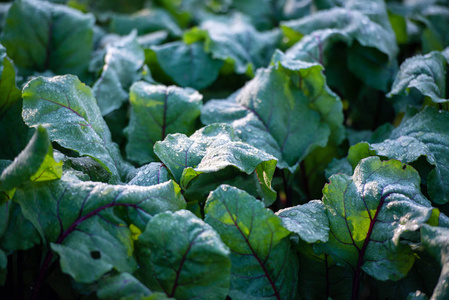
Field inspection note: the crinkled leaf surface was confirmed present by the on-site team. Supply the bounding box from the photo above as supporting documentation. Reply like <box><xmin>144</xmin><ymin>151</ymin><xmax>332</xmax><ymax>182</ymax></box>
<box><xmin>388</xmin><ymin>51</ymin><xmax>448</xmax><ymax>104</ymax></box>
<box><xmin>14</xmin><ymin>174</ymin><xmax>185</xmax><ymax>283</ymax></box>
<box><xmin>22</xmin><ymin>75</ymin><xmax>130</xmax><ymax>182</ymax></box>
<box><xmin>125</xmin><ymin>81</ymin><xmax>202</xmax><ymax>164</ymax></box>
<box><xmin>127</xmin><ymin>163</ymin><xmax>171</xmax><ymax>187</ymax></box>
<box><xmin>0</xmin><ymin>126</ymin><xmax>61</xmax><ymax>202</ymax></box>
<box><xmin>137</xmin><ymin>210</ymin><xmax>230</xmax><ymax>299</ymax></box>
<box><xmin>92</xmin><ymin>32</ymin><xmax>145</xmax><ymax>116</ymax></box>
<box><xmin>1</xmin><ymin>0</ymin><xmax>94</xmax><ymax>79</ymax></box>
<box><xmin>154</xmin><ymin>124</ymin><xmax>277</xmax><ymax>205</ymax></box>
<box><xmin>204</xmin><ymin>185</ymin><xmax>298</xmax><ymax>300</ymax></box>
<box><xmin>421</xmin><ymin>224</ymin><xmax>449</xmax><ymax>300</ymax></box>
<box><xmin>0</xmin><ymin>43</ymin><xmax>20</xmax><ymax>119</ymax></box>
<box><xmin>184</xmin><ymin>15</ymin><xmax>281</xmax><ymax>75</ymax></box>
<box><xmin>276</xmin><ymin>200</ymin><xmax>329</xmax><ymax>243</ymax></box>
<box><xmin>388</xmin><ymin>107</ymin><xmax>449</xmax><ymax>205</ymax></box>
<box><xmin>202</xmin><ymin>51</ymin><xmax>343</xmax><ymax>172</ymax></box>
<box><xmin>317</xmin><ymin>157</ymin><xmax>435</xmax><ymax>284</ymax></box>
<box><xmin>149</xmin><ymin>41</ymin><xmax>223</xmax><ymax>90</ymax></box>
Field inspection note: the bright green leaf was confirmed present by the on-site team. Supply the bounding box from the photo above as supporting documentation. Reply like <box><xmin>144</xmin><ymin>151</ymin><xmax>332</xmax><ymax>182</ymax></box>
<box><xmin>205</xmin><ymin>185</ymin><xmax>298</xmax><ymax>300</ymax></box>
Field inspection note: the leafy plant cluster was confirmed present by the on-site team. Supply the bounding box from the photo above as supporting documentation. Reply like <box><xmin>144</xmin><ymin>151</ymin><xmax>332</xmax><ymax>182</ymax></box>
<box><xmin>0</xmin><ymin>0</ymin><xmax>449</xmax><ymax>299</ymax></box>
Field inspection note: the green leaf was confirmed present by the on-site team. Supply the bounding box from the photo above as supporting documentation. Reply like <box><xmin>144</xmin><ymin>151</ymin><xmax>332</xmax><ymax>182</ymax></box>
<box><xmin>97</xmin><ymin>272</ymin><xmax>151</xmax><ymax>299</ymax></box>
<box><xmin>14</xmin><ymin>174</ymin><xmax>185</xmax><ymax>283</ymax></box>
<box><xmin>388</xmin><ymin>51</ymin><xmax>448</xmax><ymax>104</ymax></box>
<box><xmin>149</xmin><ymin>41</ymin><xmax>224</xmax><ymax>90</ymax></box>
<box><xmin>92</xmin><ymin>32</ymin><xmax>145</xmax><ymax>116</ymax></box>
<box><xmin>276</xmin><ymin>200</ymin><xmax>329</xmax><ymax>243</ymax></box>
<box><xmin>127</xmin><ymin>163</ymin><xmax>171</xmax><ymax>187</ymax></box>
<box><xmin>0</xmin><ymin>248</ymin><xmax>6</xmax><ymax>285</ymax></box>
<box><xmin>184</xmin><ymin>16</ymin><xmax>281</xmax><ymax>75</ymax></box>
<box><xmin>317</xmin><ymin>157</ymin><xmax>435</xmax><ymax>286</ymax></box>
<box><xmin>202</xmin><ymin>51</ymin><xmax>344</xmax><ymax>172</ymax></box>
<box><xmin>125</xmin><ymin>81</ymin><xmax>202</xmax><ymax>164</ymax></box>
<box><xmin>388</xmin><ymin>107</ymin><xmax>449</xmax><ymax>205</ymax></box>
<box><xmin>154</xmin><ymin>124</ymin><xmax>277</xmax><ymax>205</ymax></box>
<box><xmin>420</xmin><ymin>224</ymin><xmax>449</xmax><ymax>300</ymax></box>
<box><xmin>0</xmin><ymin>43</ymin><xmax>21</xmax><ymax>119</ymax></box>
<box><xmin>282</xmin><ymin>1</ymin><xmax>398</xmax><ymax>91</ymax></box>
<box><xmin>22</xmin><ymin>75</ymin><xmax>130</xmax><ymax>182</ymax></box>
<box><xmin>108</xmin><ymin>8</ymin><xmax>182</xmax><ymax>37</ymax></box>
<box><xmin>137</xmin><ymin>210</ymin><xmax>230</xmax><ymax>299</ymax></box>
<box><xmin>205</xmin><ymin>185</ymin><xmax>298</xmax><ymax>300</ymax></box>
<box><xmin>0</xmin><ymin>126</ymin><xmax>62</xmax><ymax>202</ymax></box>
<box><xmin>1</xmin><ymin>0</ymin><xmax>94</xmax><ymax>79</ymax></box>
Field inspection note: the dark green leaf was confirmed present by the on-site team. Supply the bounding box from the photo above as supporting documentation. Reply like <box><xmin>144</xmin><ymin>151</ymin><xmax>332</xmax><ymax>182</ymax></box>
<box><xmin>127</xmin><ymin>163</ymin><xmax>171</xmax><ymax>187</ymax></box>
<box><xmin>92</xmin><ymin>32</ymin><xmax>145</xmax><ymax>116</ymax></box>
<box><xmin>154</xmin><ymin>124</ymin><xmax>277</xmax><ymax>205</ymax></box>
<box><xmin>125</xmin><ymin>81</ymin><xmax>202</xmax><ymax>164</ymax></box>
<box><xmin>202</xmin><ymin>51</ymin><xmax>344</xmax><ymax>172</ymax></box>
<box><xmin>388</xmin><ymin>51</ymin><xmax>448</xmax><ymax>104</ymax></box>
<box><xmin>420</xmin><ymin>224</ymin><xmax>449</xmax><ymax>300</ymax></box>
<box><xmin>205</xmin><ymin>185</ymin><xmax>298</xmax><ymax>300</ymax></box>
<box><xmin>22</xmin><ymin>75</ymin><xmax>131</xmax><ymax>182</ymax></box>
<box><xmin>1</xmin><ymin>0</ymin><xmax>94</xmax><ymax>79</ymax></box>
<box><xmin>317</xmin><ymin>157</ymin><xmax>435</xmax><ymax>285</ymax></box>
<box><xmin>149</xmin><ymin>41</ymin><xmax>223</xmax><ymax>90</ymax></box>
<box><xmin>137</xmin><ymin>210</ymin><xmax>230</xmax><ymax>299</ymax></box>
<box><xmin>97</xmin><ymin>272</ymin><xmax>151</xmax><ymax>299</ymax></box>
<box><xmin>15</xmin><ymin>174</ymin><xmax>185</xmax><ymax>283</ymax></box>
<box><xmin>184</xmin><ymin>16</ymin><xmax>281</xmax><ymax>75</ymax></box>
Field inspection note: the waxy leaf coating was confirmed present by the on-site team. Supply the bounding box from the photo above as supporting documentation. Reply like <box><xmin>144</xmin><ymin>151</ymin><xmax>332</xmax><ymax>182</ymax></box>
<box><xmin>137</xmin><ymin>210</ymin><xmax>230</xmax><ymax>299</ymax></box>
<box><xmin>14</xmin><ymin>174</ymin><xmax>185</xmax><ymax>283</ymax></box>
<box><xmin>154</xmin><ymin>124</ymin><xmax>277</xmax><ymax>205</ymax></box>
<box><xmin>125</xmin><ymin>81</ymin><xmax>202</xmax><ymax>164</ymax></box>
<box><xmin>22</xmin><ymin>75</ymin><xmax>129</xmax><ymax>182</ymax></box>
<box><xmin>127</xmin><ymin>163</ymin><xmax>171</xmax><ymax>187</ymax></box>
<box><xmin>318</xmin><ymin>157</ymin><xmax>435</xmax><ymax>291</ymax></box>
<box><xmin>202</xmin><ymin>51</ymin><xmax>343</xmax><ymax>172</ymax></box>
<box><xmin>276</xmin><ymin>200</ymin><xmax>329</xmax><ymax>243</ymax></box>
<box><xmin>388</xmin><ymin>51</ymin><xmax>449</xmax><ymax>104</ymax></box>
<box><xmin>205</xmin><ymin>185</ymin><xmax>298</xmax><ymax>300</ymax></box>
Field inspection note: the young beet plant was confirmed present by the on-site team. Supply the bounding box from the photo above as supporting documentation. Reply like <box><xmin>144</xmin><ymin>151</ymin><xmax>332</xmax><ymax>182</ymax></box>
<box><xmin>1</xmin><ymin>0</ymin><xmax>449</xmax><ymax>299</ymax></box>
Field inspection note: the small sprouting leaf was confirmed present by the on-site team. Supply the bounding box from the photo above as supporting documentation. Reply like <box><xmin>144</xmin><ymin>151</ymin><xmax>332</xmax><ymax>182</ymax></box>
<box><xmin>202</xmin><ymin>51</ymin><xmax>343</xmax><ymax>172</ymax></box>
<box><xmin>420</xmin><ymin>224</ymin><xmax>449</xmax><ymax>300</ymax></box>
<box><xmin>92</xmin><ymin>32</ymin><xmax>145</xmax><ymax>116</ymax></box>
<box><xmin>205</xmin><ymin>185</ymin><xmax>298</xmax><ymax>300</ymax></box>
<box><xmin>125</xmin><ymin>81</ymin><xmax>202</xmax><ymax>164</ymax></box>
<box><xmin>22</xmin><ymin>75</ymin><xmax>130</xmax><ymax>182</ymax></box>
<box><xmin>1</xmin><ymin>0</ymin><xmax>94</xmax><ymax>79</ymax></box>
<box><xmin>154</xmin><ymin>124</ymin><xmax>277</xmax><ymax>205</ymax></box>
<box><xmin>388</xmin><ymin>51</ymin><xmax>448</xmax><ymax>104</ymax></box>
<box><xmin>276</xmin><ymin>200</ymin><xmax>329</xmax><ymax>243</ymax></box>
<box><xmin>137</xmin><ymin>210</ymin><xmax>230</xmax><ymax>299</ymax></box>
<box><xmin>317</xmin><ymin>157</ymin><xmax>435</xmax><ymax>292</ymax></box>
